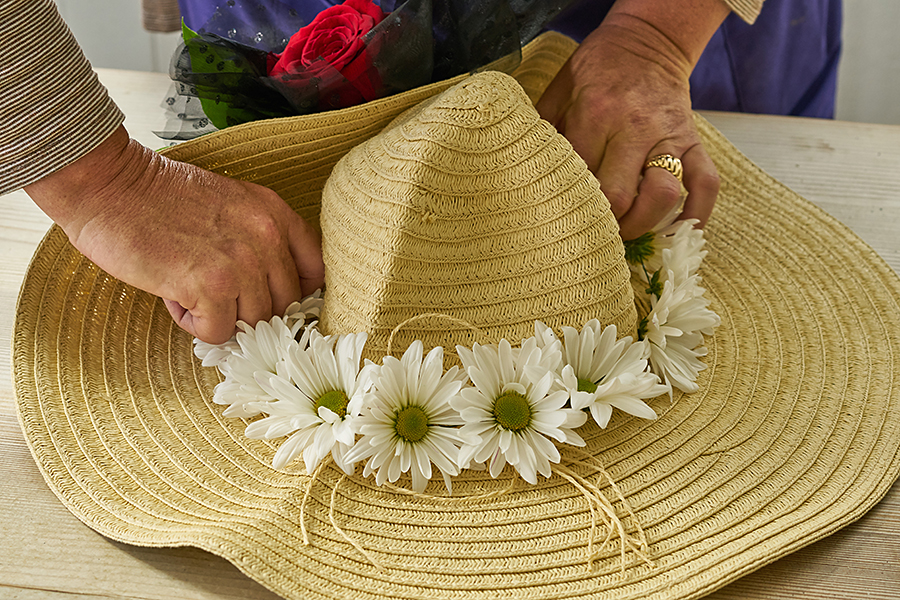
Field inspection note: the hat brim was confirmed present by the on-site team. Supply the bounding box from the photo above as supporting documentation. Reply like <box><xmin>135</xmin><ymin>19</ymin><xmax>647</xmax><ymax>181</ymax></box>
<box><xmin>14</xmin><ymin>32</ymin><xmax>900</xmax><ymax>600</ymax></box>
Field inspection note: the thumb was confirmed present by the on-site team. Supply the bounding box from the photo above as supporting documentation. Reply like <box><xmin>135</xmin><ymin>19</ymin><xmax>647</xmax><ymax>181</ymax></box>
<box><xmin>535</xmin><ymin>70</ymin><xmax>572</xmax><ymax>130</ymax></box>
<box><xmin>165</xmin><ymin>297</ymin><xmax>238</xmax><ymax>344</ymax></box>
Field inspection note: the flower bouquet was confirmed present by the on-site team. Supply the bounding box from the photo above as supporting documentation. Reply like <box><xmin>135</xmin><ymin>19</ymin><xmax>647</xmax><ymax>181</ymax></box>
<box><xmin>159</xmin><ymin>0</ymin><xmax>575</xmax><ymax>139</ymax></box>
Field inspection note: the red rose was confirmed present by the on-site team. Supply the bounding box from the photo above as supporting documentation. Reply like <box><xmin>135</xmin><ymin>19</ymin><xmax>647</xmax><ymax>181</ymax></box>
<box><xmin>269</xmin><ymin>0</ymin><xmax>387</xmax><ymax>106</ymax></box>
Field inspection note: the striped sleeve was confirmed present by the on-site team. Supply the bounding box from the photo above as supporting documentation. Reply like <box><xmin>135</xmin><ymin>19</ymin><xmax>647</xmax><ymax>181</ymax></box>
<box><xmin>0</xmin><ymin>0</ymin><xmax>124</xmax><ymax>196</ymax></box>
<box><xmin>723</xmin><ymin>0</ymin><xmax>765</xmax><ymax>24</ymax></box>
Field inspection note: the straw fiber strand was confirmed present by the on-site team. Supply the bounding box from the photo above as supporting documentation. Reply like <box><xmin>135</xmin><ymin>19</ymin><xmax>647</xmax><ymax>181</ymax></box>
<box><xmin>13</xmin><ymin>32</ymin><xmax>900</xmax><ymax>600</ymax></box>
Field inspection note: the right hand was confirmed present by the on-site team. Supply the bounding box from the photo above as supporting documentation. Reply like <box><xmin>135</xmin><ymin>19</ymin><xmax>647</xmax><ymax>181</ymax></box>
<box><xmin>536</xmin><ymin>0</ymin><xmax>729</xmax><ymax>240</ymax></box>
<box><xmin>26</xmin><ymin>125</ymin><xmax>325</xmax><ymax>344</ymax></box>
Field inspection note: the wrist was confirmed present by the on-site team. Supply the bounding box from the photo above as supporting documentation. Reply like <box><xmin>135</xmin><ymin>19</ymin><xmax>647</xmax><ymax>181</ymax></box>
<box><xmin>604</xmin><ymin>0</ymin><xmax>730</xmax><ymax>72</ymax></box>
<box><xmin>25</xmin><ymin>125</ymin><xmax>154</xmax><ymax>245</ymax></box>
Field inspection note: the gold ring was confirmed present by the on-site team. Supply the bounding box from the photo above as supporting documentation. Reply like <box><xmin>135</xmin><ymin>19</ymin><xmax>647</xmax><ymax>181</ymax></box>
<box><xmin>644</xmin><ymin>154</ymin><xmax>683</xmax><ymax>183</ymax></box>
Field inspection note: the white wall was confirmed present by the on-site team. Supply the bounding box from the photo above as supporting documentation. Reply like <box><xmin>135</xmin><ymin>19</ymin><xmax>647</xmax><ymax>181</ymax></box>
<box><xmin>55</xmin><ymin>0</ymin><xmax>180</xmax><ymax>73</ymax></box>
<box><xmin>57</xmin><ymin>0</ymin><xmax>900</xmax><ymax>125</ymax></box>
<box><xmin>835</xmin><ymin>0</ymin><xmax>900</xmax><ymax>125</ymax></box>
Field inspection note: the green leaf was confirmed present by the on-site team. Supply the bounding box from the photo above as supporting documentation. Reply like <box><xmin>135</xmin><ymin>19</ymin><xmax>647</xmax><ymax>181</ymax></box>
<box><xmin>623</xmin><ymin>231</ymin><xmax>656</xmax><ymax>265</ymax></box>
<box><xmin>637</xmin><ymin>316</ymin><xmax>649</xmax><ymax>341</ymax></box>
<box><xmin>645</xmin><ymin>269</ymin><xmax>663</xmax><ymax>298</ymax></box>
<box><xmin>181</xmin><ymin>20</ymin><xmax>264</xmax><ymax>129</ymax></box>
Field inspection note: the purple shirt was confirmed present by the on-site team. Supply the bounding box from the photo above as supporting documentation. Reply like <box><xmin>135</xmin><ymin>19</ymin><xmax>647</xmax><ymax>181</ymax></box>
<box><xmin>178</xmin><ymin>0</ymin><xmax>841</xmax><ymax>118</ymax></box>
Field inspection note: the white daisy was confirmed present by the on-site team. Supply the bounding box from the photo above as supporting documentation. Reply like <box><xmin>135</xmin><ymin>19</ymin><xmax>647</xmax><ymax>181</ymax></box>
<box><xmin>452</xmin><ymin>338</ymin><xmax>587</xmax><ymax>485</ymax></box>
<box><xmin>193</xmin><ymin>289</ymin><xmax>323</xmax><ymax>369</ymax></box>
<box><xmin>644</xmin><ymin>274</ymin><xmax>720</xmax><ymax>393</ymax></box>
<box><xmin>345</xmin><ymin>342</ymin><xmax>467</xmax><ymax>493</ymax></box>
<box><xmin>533</xmin><ymin>320</ymin><xmax>560</xmax><ymax>350</ymax></box>
<box><xmin>283</xmin><ymin>289</ymin><xmax>325</xmax><ymax>335</ymax></box>
<box><xmin>657</xmin><ymin>220</ymin><xmax>707</xmax><ymax>285</ymax></box>
<box><xmin>243</xmin><ymin>332</ymin><xmax>372</xmax><ymax>474</ymax></box>
<box><xmin>629</xmin><ymin>219</ymin><xmax>706</xmax><ymax>287</ymax></box>
<box><xmin>193</xmin><ymin>335</ymin><xmax>240</xmax><ymax>370</ymax></box>
<box><xmin>541</xmin><ymin>320</ymin><xmax>666</xmax><ymax>428</ymax></box>
<box><xmin>652</xmin><ymin>197</ymin><xmax>685</xmax><ymax>232</ymax></box>
<box><xmin>211</xmin><ymin>315</ymin><xmax>315</xmax><ymax>418</ymax></box>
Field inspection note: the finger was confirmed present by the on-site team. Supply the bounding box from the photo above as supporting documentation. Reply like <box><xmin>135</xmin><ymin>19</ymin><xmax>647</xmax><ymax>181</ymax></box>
<box><xmin>234</xmin><ymin>272</ymin><xmax>274</xmax><ymax>330</ymax></box>
<box><xmin>551</xmin><ymin>95</ymin><xmax>611</xmax><ymax>175</ymax></box>
<box><xmin>177</xmin><ymin>294</ymin><xmax>239</xmax><ymax>345</ymax></box>
<box><xmin>678</xmin><ymin>143</ymin><xmax>720</xmax><ymax>228</ymax></box>
<box><xmin>564</xmin><ymin>115</ymin><xmax>608</xmax><ymax>175</ymax></box>
<box><xmin>164</xmin><ymin>298</ymin><xmax>192</xmax><ymax>334</ymax></box>
<box><xmin>267</xmin><ymin>243</ymin><xmax>304</xmax><ymax>318</ymax></box>
<box><xmin>595</xmin><ymin>135</ymin><xmax>646</xmax><ymax>222</ymax></box>
<box><xmin>535</xmin><ymin>70</ymin><xmax>611</xmax><ymax>175</ymax></box>
<box><xmin>287</xmin><ymin>215</ymin><xmax>325</xmax><ymax>297</ymax></box>
<box><xmin>617</xmin><ymin>166</ymin><xmax>683</xmax><ymax>240</ymax></box>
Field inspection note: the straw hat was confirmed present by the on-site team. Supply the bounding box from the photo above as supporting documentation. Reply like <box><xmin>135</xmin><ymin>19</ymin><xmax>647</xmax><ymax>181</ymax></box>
<box><xmin>13</xmin><ymin>31</ymin><xmax>900</xmax><ymax>600</ymax></box>
<box><xmin>318</xmin><ymin>69</ymin><xmax>636</xmax><ymax>364</ymax></box>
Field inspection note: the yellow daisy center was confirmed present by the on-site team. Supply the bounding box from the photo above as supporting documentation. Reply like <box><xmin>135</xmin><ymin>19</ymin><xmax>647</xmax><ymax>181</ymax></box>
<box><xmin>315</xmin><ymin>389</ymin><xmax>349</xmax><ymax>419</ymax></box>
<box><xmin>492</xmin><ymin>391</ymin><xmax>532</xmax><ymax>432</ymax></box>
<box><xmin>394</xmin><ymin>406</ymin><xmax>429</xmax><ymax>443</ymax></box>
<box><xmin>577</xmin><ymin>377</ymin><xmax>598</xmax><ymax>394</ymax></box>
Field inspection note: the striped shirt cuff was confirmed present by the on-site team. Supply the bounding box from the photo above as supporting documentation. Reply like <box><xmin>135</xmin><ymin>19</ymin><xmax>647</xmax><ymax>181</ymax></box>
<box><xmin>723</xmin><ymin>0</ymin><xmax>764</xmax><ymax>24</ymax></box>
<box><xmin>0</xmin><ymin>0</ymin><xmax>125</xmax><ymax>196</ymax></box>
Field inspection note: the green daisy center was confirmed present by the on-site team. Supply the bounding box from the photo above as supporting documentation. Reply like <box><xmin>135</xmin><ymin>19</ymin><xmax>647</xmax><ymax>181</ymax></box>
<box><xmin>577</xmin><ymin>377</ymin><xmax>598</xmax><ymax>394</ymax></box>
<box><xmin>315</xmin><ymin>389</ymin><xmax>349</xmax><ymax>419</ymax></box>
<box><xmin>492</xmin><ymin>391</ymin><xmax>533</xmax><ymax>432</ymax></box>
<box><xmin>394</xmin><ymin>406</ymin><xmax>429</xmax><ymax>443</ymax></box>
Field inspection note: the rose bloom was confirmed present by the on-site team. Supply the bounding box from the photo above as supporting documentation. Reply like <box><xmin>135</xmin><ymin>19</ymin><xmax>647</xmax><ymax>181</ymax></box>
<box><xmin>269</xmin><ymin>0</ymin><xmax>387</xmax><ymax>105</ymax></box>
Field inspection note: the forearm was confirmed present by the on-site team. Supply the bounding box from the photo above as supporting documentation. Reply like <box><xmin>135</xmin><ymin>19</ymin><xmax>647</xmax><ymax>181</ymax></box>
<box><xmin>0</xmin><ymin>0</ymin><xmax>124</xmax><ymax>196</ymax></box>
<box><xmin>24</xmin><ymin>125</ymin><xmax>147</xmax><ymax>246</ymax></box>
<box><xmin>604</xmin><ymin>0</ymin><xmax>732</xmax><ymax>76</ymax></box>
<box><xmin>609</xmin><ymin>0</ymin><xmax>764</xmax><ymax>29</ymax></box>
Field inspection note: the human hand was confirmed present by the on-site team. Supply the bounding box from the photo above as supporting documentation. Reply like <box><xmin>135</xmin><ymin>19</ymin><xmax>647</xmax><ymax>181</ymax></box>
<box><xmin>537</xmin><ymin>0</ymin><xmax>729</xmax><ymax>240</ymax></box>
<box><xmin>26</xmin><ymin>125</ymin><xmax>325</xmax><ymax>344</ymax></box>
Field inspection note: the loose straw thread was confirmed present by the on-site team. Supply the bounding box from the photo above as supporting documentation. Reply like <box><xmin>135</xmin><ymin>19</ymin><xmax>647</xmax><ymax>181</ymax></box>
<box><xmin>554</xmin><ymin>463</ymin><xmax>652</xmax><ymax>573</ymax></box>
<box><xmin>323</xmin><ymin>460</ymin><xmax>652</xmax><ymax>574</ymax></box>
<box><xmin>299</xmin><ymin>457</ymin><xmax>331</xmax><ymax>546</ymax></box>
<box><xmin>330</xmin><ymin>473</ymin><xmax>386</xmax><ymax>571</ymax></box>
<box><xmin>386</xmin><ymin>313</ymin><xmax>492</xmax><ymax>358</ymax></box>
<box><xmin>300</xmin><ymin>458</ymin><xmax>386</xmax><ymax>570</ymax></box>
<box><xmin>565</xmin><ymin>446</ymin><xmax>652</xmax><ymax>557</ymax></box>
<box><xmin>300</xmin><ymin>455</ymin><xmax>385</xmax><ymax>571</ymax></box>
<box><xmin>560</xmin><ymin>467</ymin><xmax>601</xmax><ymax>565</ymax></box>
<box><xmin>323</xmin><ymin>476</ymin><xmax>520</xmax><ymax>570</ymax></box>
<box><xmin>299</xmin><ymin>449</ymin><xmax>650</xmax><ymax>573</ymax></box>
<box><xmin>555</xmin><ymin>449</ymin><xmax>654</xmax><ymax>573</ymax></box>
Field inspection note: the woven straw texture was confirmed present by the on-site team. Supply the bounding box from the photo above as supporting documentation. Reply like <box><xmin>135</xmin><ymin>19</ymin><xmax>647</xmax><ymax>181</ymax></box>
<box><xmin>319</xmin><ymin>70</ymin><xmax>636</xmax><ymax>364</ymax></box>
<box><xmin>13</xmin><ymin>32</ymin><xmax>900</xmax><ymax>600</ymax></box>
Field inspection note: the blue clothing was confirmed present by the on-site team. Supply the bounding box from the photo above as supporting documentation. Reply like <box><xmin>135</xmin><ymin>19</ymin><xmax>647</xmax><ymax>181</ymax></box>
<box><xmin>178</xmin><ymin>0</ymin><xmax>842</xmax><ymax>119</ymax></box>
<box><xmin>691</xmin><ymin>0</ymin><xmax>842</xmax><ymax>118</ymax></box>
<box><xmin>547</xmin><ymin>0</ymin><xmax>842</xmax><ymax>118</ymax></box>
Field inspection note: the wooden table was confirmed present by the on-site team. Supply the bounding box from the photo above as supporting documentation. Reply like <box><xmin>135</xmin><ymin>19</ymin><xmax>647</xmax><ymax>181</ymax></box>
<box><xmin>1</xmin><ymin>69</ymin><xmax>898</xmax><ymax>600</ymax></box>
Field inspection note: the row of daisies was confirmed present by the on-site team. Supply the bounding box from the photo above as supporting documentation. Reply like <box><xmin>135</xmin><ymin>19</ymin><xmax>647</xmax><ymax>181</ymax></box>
<box><xmin>194</xmin><ymin>219</ymin><xmax>719</xmax><ymax>493</ymax></box>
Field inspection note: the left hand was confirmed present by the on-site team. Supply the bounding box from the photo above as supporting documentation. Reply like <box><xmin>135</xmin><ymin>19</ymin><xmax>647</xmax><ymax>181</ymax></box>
<box><xmin>536</xmin><ymin>1</ymin><xmax>729</xmax><ymax>240</ymax></box>
<box><xmin>26</xmin><ymin>126</ymin><xmax>325</xmax><ymax>345</ymax></box>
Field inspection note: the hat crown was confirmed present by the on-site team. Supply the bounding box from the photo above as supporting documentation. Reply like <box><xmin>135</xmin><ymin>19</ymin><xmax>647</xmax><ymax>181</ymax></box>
<box><xmin>320</xmin><ymin>70</ymin><xmax>637</xmax><ymax>363</ymax></box>
<box><xmin>403</xmin><ymin>71</ymin><xmax>523</xmax><ymax>137</ymax></box>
